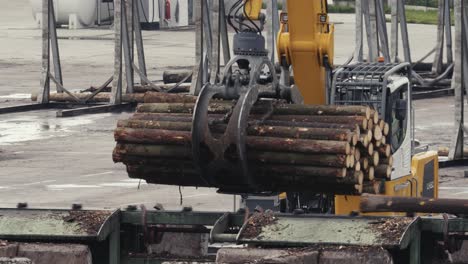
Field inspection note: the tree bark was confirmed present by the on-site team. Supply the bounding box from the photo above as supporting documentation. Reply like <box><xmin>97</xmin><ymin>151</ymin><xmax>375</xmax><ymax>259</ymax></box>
<box><xmin>377</xmin><ymin>145</ymin><xmax>391</xmax><ymax>158</ymax></box>
<box><xmin>32</xmin><ymin>92</ymin><xmax>146</xmax><ymax>103</ymax></box>
<box><xmin>143</xmin><ymin>92</ymin><xmax>197</xmax><ymax>103</ymax></box>
<box><xmin>163</xmin><ymin>70</ymin><xmax>193</xmax><ymax>84</ymax></box>
<box><xmin>360</xmin><ymin>194</ymin><xmax>468</xmax><ymax>214</ymax></box>
<box><xmin>114</xmin><ymin>128</ymin><xmax>352</xmax><ymax>155</ymax></box>
<box><xmin>375</xmin><ymin>165</ymin><xmax>392</xmax><ymax>179</ymax></box>
<box><xmin>118</xmin><ymin>120</ymin><xmax>358</xmax><ymax>143</ymax></box>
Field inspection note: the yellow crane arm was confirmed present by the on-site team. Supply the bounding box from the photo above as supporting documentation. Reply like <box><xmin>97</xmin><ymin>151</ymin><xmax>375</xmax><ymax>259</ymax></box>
<box><xmin>244</xmin><ymin>0</ymin><xmax>263</xmax><ymax>20</ymax></box>
<box><xmin>277</xmin><ymin>0</ymin><xmax>334</xmax><ymax>105</ymax></box>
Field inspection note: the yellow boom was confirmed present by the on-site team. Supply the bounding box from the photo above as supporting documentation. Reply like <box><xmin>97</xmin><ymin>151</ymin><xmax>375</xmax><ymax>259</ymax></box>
<box><xmin>277</xmin><ymin>0</ymin><xmax>334</xmax><ymax>105</ymax></box>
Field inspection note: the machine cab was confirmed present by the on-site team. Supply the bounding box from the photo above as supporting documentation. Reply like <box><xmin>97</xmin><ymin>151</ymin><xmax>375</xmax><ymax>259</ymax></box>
<box><xmin>331</xmin><ymin>62</ymin><xmax>413</xmax><ymax>181</ymax></box>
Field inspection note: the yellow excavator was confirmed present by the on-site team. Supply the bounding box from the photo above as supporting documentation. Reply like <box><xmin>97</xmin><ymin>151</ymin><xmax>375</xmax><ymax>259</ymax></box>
<box><xmin>234</xmin><ymin>0</ymin><xmax>439</xmax><ymax>215</ymax></box>
<box><xmin>116</xmin><ymin>0</ymin><xmax>439</xmax><ymax>216</ymax></box>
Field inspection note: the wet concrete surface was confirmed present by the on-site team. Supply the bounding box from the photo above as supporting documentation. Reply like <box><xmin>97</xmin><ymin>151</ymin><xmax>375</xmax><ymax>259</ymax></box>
<box><xmin>0</xmin><ymin>0</ymin><xmax>467</xmax><ymax>210</ymax></box>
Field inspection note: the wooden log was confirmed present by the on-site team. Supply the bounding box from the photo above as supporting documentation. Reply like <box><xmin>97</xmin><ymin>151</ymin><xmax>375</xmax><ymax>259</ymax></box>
<box><xmin>438</xmin><ymin>146</ymin><xmax>468</xmax><ymax>157</ymax></box>
<box><xmin>354</xmin><ymin>148</ymin><xmax>361</xmax><ymax>162</ymax></box>
<box><xmin>360</xmin><ymin>158</ymin><xmax>369</xmax><ymax>171</ymax></box>
<box><xmin>143</xmin><ymin>92</ymin><xmax>197</xmax><ymax>103</ymax></box>
<box><xmin>262</xmin><ymin>120</ymin><xmax>361</xmax><ymax>133</ymax></box>
<box><xmin>377</xmin><ymin>144</ymin><xmax>391</xmax><ymax>158</ymax></box>
<box><xmin>375</xmin><ymin>140</ymin><xmax>382</xmax><ymax>147</ymax></box>
<box><xmin>115</xmin><ymin>128</ymin><xmax>352</xmax><ymax>155</ymax></box>
<box><xmin>117</xmin><ymin>120</ymin><xmax>193</xmax><ymax>131</ymax></box>
<box><xmin>373</xmin><ymin>126</ymin><xmax>383</xmax><ymax>141</ymax></box>
<box><xmin>378</xmin><ymin>120</ymin><xmax>385</xmax><ymax>130</ymax></box>
<box><xmin>143</xmin><ymin>83</ymin><xmax>191</xmax><ymax>93</ymax></box>
<box><xmin>360</xmin><ymin>194</ymin><xmax>468</xmax><ymax>214</ymax></box>
<box><xmin>113</xmin><ymin>144</ymin><xmax>192</xmax><ymax>161</ymax></box>
<box><xmin>371</xmin><ymin>111</ymin><xmax>379</xmax><ymax>124</ymax></box>
<box><xmin>128</xmin><ymin>114</ymin><xmax>363</xmax><ymax>135</ymax></box>
<box><xmin>244</xmin><ymin>152</ymin><xmax>350</xmax><ymax>168</ymax></box>
<box><xmin>81</xmin><ymin>83</ymin><xmax>192</xmax><ymax>93</ymax></box>
<box><xmin>269</xmin><ymin>115</ymin><xmax>368</xmax><ymax>130</ymax></box>
<box><xmin>357</xmin><ymin>142</ymin><xmax>371</xmax><ymax>156</ymax></box>
<box><xmin>367</xmin><ymin>143</ymin><xmax>374</xmax><ymax>156</ymax></box>
<box><xmin>32</xmin><ymin>92</ymin><xmax>145</xmax><ymax>103</ymax></box>
<box><xmin>364</xmin><ymin>166</ymin><xmax>375</xmax><ymax>181</ymax></box>
<box><xmin>130</xmin><ymin>113</ymin><xmax>194</xmax><ymax>122</ymax></box>
<box><xmin>362</xmin><ymin>180</ymin><xmax>385</xmax><ymax>194</ymax></box>
<box><xmin>383</xmin><ymin>123</ymin><xmax>390</xmax><ymax>136</ymax></box>
<box><xmin>347</xmin><ymin>171</ymin><xmax>364</xmax><ymax>185</ymax></box>
<box><xmin>380</xmin><ymin>156</ymin><xmax>394</xmax><ymax>166</ymax></box>
<box><xmin>381</xmin><ymin>136</ymin><xmax>386</xmax><ymax>145</ymax></box>
<box><xmin>375</xmin><ymin>165</ymin><xmax>392</xmax><ymax>179</ymax></box>
<box><xmin>136</xmin><ymin>102</ymin><xmax>225</xmax><ymax>114</ymax></box>
<box><xmin>355</xmin><ymin>184</ymin><xmax>363</xmax><ymax>194</ymax></box>
<box><xmin>137</xmin><ymin>103</ymin><xmax>372</xmax><ymax>119</ymax></box>
<box><xmin>163</xmin><ymin>70</ymin><xmax>193</xmax><ymax>84</ymax></box>
<box><xmin>114</xmin><ymin>128</ymin><xmax>192</xmax><ymax>145</ymax></box>
<box><xmin>367</xmin><ymin>119</ymin><xmax>374</xmax><ymax>131</ymax></box>
<box><xmin>369</xmin><ymin>152</ymin><xmax>380</xmax><ymax>167</ymax></box>
<box><xmin>347</xmin><ymin>155</ymin><xmax>353</xmax><ymax>168</ymax></box>
<box><xmin>269</xmin><ymin>104</ymin><xmax>372</xmax><ymax>119</ymax></box>
<box><xmin>359</xmin><ymin>134</ymin><xmax>369</xmax><ymax>148</ymax></box>
<box><xmin>247</xmin><ymin>126</ymin><xmax>358</xmax><ymax>143</ymax></box>
<box><xmin>354</xmin><ymin>161</ymin><xmax>361</xmax><ymax>172</ymax></box>
<box><xmin>118</xmin><ymin>120</ymin><xmax>359</xmax><ymax>143</ymax></box>
<box><xmin>247</xmin><ymin>136</ymin><xmax>352</xmax><ymax>155</ymax></box>
<box><xmin>259</xmin><ymin>165</ymin><xmax>347</xmax><ymax>178</ymax></box>
<box><xmin>362</xmin><ymin>130</ymin><xmax>373</xmax><ymax>143</ymax></box>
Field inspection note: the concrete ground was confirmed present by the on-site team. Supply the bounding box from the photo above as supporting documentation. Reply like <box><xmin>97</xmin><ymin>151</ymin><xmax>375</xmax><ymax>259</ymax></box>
<box><xmin>0</xmin><ymin>0</ymin><xmax>466</xmax><ymax>209</ymax></box>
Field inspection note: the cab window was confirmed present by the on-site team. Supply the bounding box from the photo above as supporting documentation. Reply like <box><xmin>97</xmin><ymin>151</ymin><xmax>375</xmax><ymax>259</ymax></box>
<box><xmin>387</xmin><ymin>85</ymin><xmax>408</xmax><ymax>153</ymax></box>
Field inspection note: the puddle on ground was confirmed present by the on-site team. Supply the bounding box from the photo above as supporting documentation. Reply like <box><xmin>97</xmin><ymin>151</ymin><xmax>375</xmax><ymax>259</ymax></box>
<box><xmin>0</xmin><ymin>113</ymin><xmax>111</xmax><ymax>145</ymax></box>
<box><xmin>0</xmin><ymin>94</ymin><xmax>31</xmax><ymax>99</ymax></box>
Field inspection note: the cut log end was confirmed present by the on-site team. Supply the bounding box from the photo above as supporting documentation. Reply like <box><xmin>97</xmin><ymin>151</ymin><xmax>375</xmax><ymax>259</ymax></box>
<box><xmin>366</xmin><ymin>166</ymin><xmax>375</xmax><ymax>181</ymax></box>
<box><xmin>383</xmin><ymin>123</ymin><xmax>390</xmax><ymax>136</ymax></box>
<box><xmin>355</xmin><ymin>161</ymin><xmax>361</xmax><ymax>172</ymax></box>
<box><xmin>374</xmin><ymin>126</ymin><xmax>383</xmax><ymax>141</ymax></box>
<box><xmin>360</xmin><ymin>158</ymin><xmax>369</xmax><ymax>171</ymax></box>
<box><xmin>375</xmin><ymin>165</ymin><xmax>392</xmax><ymax>179</ymax></box>
<box><xmin>372</xmin><ymin>152</ymin><xmax>380</xmax><ymax>166</ymax></box>
<box><xmin>368</xmin><ymin>143</ymin><xmax>374</xmax><ymax>156</ymax></box>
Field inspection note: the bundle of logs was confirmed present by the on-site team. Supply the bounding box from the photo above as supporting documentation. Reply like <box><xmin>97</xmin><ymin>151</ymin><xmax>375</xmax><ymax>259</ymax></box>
<box><xmin>113</xmin><ymin>94</ymin><xmax>393</xmax><ymax>195</ymax></box>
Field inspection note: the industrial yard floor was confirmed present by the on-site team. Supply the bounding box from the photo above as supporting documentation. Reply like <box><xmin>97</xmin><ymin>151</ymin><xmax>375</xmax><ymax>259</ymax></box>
<box><xmin>0</xmin><ymin>0</ymin><xmax>466</xmax><ymax>209</ymax></box>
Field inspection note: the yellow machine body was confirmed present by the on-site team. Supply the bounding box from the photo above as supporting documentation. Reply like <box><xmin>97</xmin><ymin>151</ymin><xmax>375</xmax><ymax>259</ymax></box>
<box><xmin>277</xmin><ymin>0</ymin><xmax>334</xmax><ymax>105</ymax></box>
<box><xmin>244</xmin><ymin>0</ymin><xmax>263</xmax><ymax>20</ymax></box>
<box><xmin>335</xmin><ymin>152</ymin><xmax>440</xmax><ymax>215</ymax></box>
<box><xmin>275</xmin><ymin>0</ymin><xmax>440</xmax><ymax>215</ymax></box>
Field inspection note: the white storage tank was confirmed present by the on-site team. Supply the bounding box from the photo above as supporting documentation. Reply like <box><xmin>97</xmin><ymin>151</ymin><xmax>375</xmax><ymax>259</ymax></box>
<box><xmin>29</xmin><ymin>0</ymin><xmax>113</xmax><ymax>29</ymax></box>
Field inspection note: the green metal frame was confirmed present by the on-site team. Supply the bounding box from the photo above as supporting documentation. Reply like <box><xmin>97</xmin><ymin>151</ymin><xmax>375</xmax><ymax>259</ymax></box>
<box><xmin>1</xmin><ymin>208</ymin><xmax>468</xmax><ymax>264</ymax></box>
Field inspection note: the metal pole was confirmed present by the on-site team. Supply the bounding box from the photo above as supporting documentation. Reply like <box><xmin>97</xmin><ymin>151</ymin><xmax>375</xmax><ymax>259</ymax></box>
<box><xmin>38</xmin><ymin>0</ymin><xmax>50</xmax><ymax>104</ymax></box>
<box><xmin>354</xmin><ymin>0</ymin><xmax>363</xmax><ymax>62</ymax></box>
<box><xmin>97</xmin><ymin>0</ymin><xmax>102</xmax><ymax>25</ymax></box>
<box><xmin>445</xmin><ymin>0</ymin><xmax>453</xmax><ymax>64</ymax></box>
<box><xmin>432</xmin><ymin>0</ymin><xmax>445</xmax><ymax>74</ymax></box>
<box><xmin>209</xmin><ymin>0</ymin><xmax>220</xmax><ymax>84</ymax></box>
<box><xmin>111</xmin><ymin>0</ymin><xmax>123</xmax><ymax>105</ymax></box>
<box><xmin>449</xmin><ymin>0</ymin><xmax>464</xmax><ymax>160</ymax></box>
<box><xmin>133</xmin><ymin>0</ymin><xmax>148</xmax><ymax>85</ymax></box>
<box><xmin>219</xmin><ymin>0</ymin><xmax>231</xmax><ymax>65</ymax></box>
<box><xmin>375</xmin><ymin>0</ymin><xmax>390</xmax><ymax>62</ymax></box>
<box><xmin>390</xmin><ymin>0</ymin><xmax>399</xmax><ymax>62</ymax></box>
<box><xmin>122</xmin><ymin>0</ymin><xmax>134</xmax><ymax>94</ymax></box>
<box><xmin>48</xmin><ymin>0</ymin><xmax>63</xmax><ymax>93</ymax></box>
<box><xmin>398</xmin><ymin>0</ymin><xmax>411</xmax><ymax>63</ymax></box>
<box><xmin>190</xmin><ymin>0</ymin><xmax>202</xmax><ymax>95</ymax></box>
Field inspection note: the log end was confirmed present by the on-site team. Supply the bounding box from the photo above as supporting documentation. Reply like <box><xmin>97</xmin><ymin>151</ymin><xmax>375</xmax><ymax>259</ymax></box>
<box><xmin>374</xmin><ymin>126</ymin><xmax>383</xmax><ymax>141</ymax></box>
